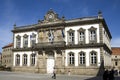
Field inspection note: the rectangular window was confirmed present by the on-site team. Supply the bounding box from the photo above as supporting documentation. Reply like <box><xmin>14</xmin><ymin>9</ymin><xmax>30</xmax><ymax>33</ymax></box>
<box><xmin>69</xmin><ymin>53</ymin><xmax>74</xmax><ymax>65</ymax></box>
<box><xmin>23</xmin><ymin>37</ymin><xmax>28</xmax><ymax>47</ymax></box>
<box><xmin>68</xmin><ymin>32</ymin><xmax>74</xmax><ymax>44</ymax></box>
<box><xmin>79</xmin><ymin>53</ymin><xmax>85</xmax><ymax>65</ymax></box>
<box><xmin>79</xmin><ymin>32</ymin><xmax>85</xmax><ymax>43</ymax></box>
<box><xmin>90</xmin><ymin>30</ymin><xmax>96</xmax><ymax>41</ymax></box>
<box><xmin>16</xmin><ymin>38</ymin><xmax>21</xmax><ymax>48</ymax></box>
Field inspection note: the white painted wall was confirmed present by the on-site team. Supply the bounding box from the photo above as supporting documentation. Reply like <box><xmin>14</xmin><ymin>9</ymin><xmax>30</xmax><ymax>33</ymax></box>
<box><xmin>65</xmin><ymin>48</ymin><xmax>100</xmax><ymax>67</ymax></box>
<box><xmin>14</xmin><ymin>31</ymin><xmax>38</xmax><ymax>48</ymax></box>
<box><xmin>13</xmin><ymin>51</ymin><xmax>37</xmax><ymax>67</ymax></box>
<box><xmin>102</xmin><ymin>28</ymin><xmax>111</xmax><ymax>49</ymax></box>
<box><xmin>65</xmin><ymin>24</ymin><xmax>100</xmax><ymax>45</ymax></box>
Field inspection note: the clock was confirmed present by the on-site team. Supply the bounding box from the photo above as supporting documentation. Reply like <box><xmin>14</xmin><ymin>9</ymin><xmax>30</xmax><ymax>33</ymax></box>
<box><xmin>48</xmin><ymin>14</ymin><xmax>54</xmax><ymax>19</ymax></box>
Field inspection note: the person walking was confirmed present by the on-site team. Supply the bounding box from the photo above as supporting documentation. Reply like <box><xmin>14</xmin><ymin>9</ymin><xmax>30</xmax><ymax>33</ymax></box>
<box><xmin>52</xmin><ymin>69</ymin><xmax>56</xmax><ymax>79</ymax></box>
<box><xmin>103</xmin><ymin>69</ymin><xmax>109</xmax><ymax>80</ymax></box>
<box><xmin>109</xmin><ymin>68</ymin><xmax>115</xmax><ymax>80</ymax></box>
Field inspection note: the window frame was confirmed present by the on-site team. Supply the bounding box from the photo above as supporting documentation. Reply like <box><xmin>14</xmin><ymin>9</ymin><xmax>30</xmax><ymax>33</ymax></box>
<box><xmin>90</xmin><ymin>51</ymin><xmax>97</xmax><ymax>66</ymax></box>
<box><xmin>88</xmin><ymin>27</ymin><xmax>97</xmax><ymax>43</ymax></box>
<box><xmin>31</xmin><ymin>53</ymin><xmax>36</xmax><ymax>66</ymax></box>
<box><xmin>79</xmin><ymin>51</ymin><xmax>86</xmax><ymax>66</ymax></box>
<box><xmin>23</xmin><ymin>54</ymin><xmax>27</xmax><ymax>66</ymax></box>
<box><xmin>30</xmin><ymin>33</ymin><xmax>36</xmax><ymax>47</ymax></box>
<box><xmin>68</xmin><ymin>52</ymin><xmax>75</xmax><ymax>66</ymax></box>
<box><xmin>78</xmin><ymin>28</ymin><xmax>85</xmax><ymax>44</ymax></box>
<box><xmin>67</xmin><ymin>29</ymin><xmax>75</xmax><ymax>45</ymax></box>
<box><xmin>23</xmin><ymin>34</ymin><xmax>28</xmax><ymax>48</ymax></box>
<box><xmin>16</xmin><ymin>54</ymin><xmax>20</xmax><ymax>66</ymax></box>
<box><xmin>16</xmin><ymin>35</ymin><xmax>21</xmax><ymax>48</ymax></box>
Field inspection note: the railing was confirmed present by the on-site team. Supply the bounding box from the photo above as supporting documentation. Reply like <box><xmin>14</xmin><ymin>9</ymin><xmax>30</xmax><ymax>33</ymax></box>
<box><xmin>34</xmin><ymin>41</ymin><xmax>66</xmax><ymax>49</ymax></box>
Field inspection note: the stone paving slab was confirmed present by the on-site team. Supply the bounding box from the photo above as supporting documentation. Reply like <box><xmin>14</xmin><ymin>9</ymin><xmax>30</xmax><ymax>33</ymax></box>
<box><xmin>0</xmin><ymin>71</ymin><xmax>120</xmax><ymax>80</ymax></box>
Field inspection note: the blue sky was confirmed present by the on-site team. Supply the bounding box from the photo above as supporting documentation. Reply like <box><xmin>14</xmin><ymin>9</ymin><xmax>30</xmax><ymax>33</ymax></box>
<box><xmin>0</xmin><ymin>0</ymin><xmax>120</xmax><ymax>52</ymax></box>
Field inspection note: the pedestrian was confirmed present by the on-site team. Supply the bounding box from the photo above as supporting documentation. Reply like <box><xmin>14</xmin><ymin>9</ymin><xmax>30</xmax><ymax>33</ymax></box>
<box><xmin>103</xmin><ymin>69</ymin><xmax>109</xmax><ymax>80</ymax></box>
<box><xmin>109</xmin><ymin>68</ymin><xmax>115</xmax><ymax>80</ymax></box>
<box><xmin>52</xmin><ymin>70</ymin><xmax>56</xmax><ymax>79</ymax></box>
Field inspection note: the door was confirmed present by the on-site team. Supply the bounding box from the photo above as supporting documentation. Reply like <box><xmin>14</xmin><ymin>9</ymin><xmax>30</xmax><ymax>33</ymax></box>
<box><xmin>47</xmin><ymin>57</ymin><xmax>54</xmax><ymax>73</ymax></box>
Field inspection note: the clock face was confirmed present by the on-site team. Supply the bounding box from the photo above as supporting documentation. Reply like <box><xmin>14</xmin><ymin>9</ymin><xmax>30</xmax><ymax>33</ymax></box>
<box><xmin>49</xmin><ymin>14</ymin><xmax>53</xmax><ymax>19</ymax></box>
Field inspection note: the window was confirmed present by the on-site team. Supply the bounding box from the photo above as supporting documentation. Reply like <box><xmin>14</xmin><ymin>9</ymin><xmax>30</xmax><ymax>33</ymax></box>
<box><xmin>31</xmin><ymin>54</ymin><xmax>36</xmax><ymax>66</ymax></box>
<box><xmin>79</xmin><ymin>51</ymin><xmax>85</xmax><ymax>65</ymax></box>
<box><xmin>16</xmin><ymin>35</ymin><xmax>21</xmax><ymax>48</ymax></box>
<box><xmin>68</xmin><ymin>29</ymin><xmax>75</xmax><ymax>44</ymax></box>
<box><xmin>23</xmin><ymin>54</ymin><xmax>27</xmax><ymax>66</ymax></box>
<box><xmin>90</xmin><ymin>31</ymin><xmax>96</xmax><ymax>41</ymax></box>
<box><xmin>30</xmin><ymin>33</ymin><xmax>36</xmax><ymax>47</ymax></box>
<box><xmin>16</xmin><ymin>54</ymin><xmax>20</xmax><ymax>66</ymax></box>
<box><xmin>78</xmin><ymin>28</ymin><xmax>85</xmax><ymax>44</ymax></box>
<box><xmin>115</xmin><ymin>61</ymin><xmax>118</xmax><ymax>66</ymax></box>
<box><xmin>79</xmin><ymin>32</ymin><xmax>85</xmax><ymax>41</ymax></box>
<box><xmin>69</xmin><ymin>52</ymin><xmax>75</xmax><ymax>65</ymax></box>
<box><xmin>89</xmin><ymin>27</ymin><xmax>97</xmax><ymax>43</ymax></box>
<box><xmin>90</xmin><ymin>51</ymin><xmax>97</xmax><ymax>65</ymax></box>
<box><xmin>23</xmin><ymin>34</ymin><xmax>28</xmax><ymax>48</ymax></box>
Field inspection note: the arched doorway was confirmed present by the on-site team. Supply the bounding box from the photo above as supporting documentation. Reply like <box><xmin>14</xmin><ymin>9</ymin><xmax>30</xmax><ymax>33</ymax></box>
<box><xmin>47</xmin><ymin>51</ymin><xmax>55</xmax><ymax>73</ymax></box>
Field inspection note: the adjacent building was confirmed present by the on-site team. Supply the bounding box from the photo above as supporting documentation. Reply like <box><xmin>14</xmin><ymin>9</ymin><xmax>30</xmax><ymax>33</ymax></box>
<box><xmin>111</xmin><ymin>47</ymin><xmax>120</xmax><ymax>70</ymax></box>
<box><xmin>12</xmin><ymin>9</ymin><xmax>112</xmax><ymax>75</ymax></box>
<box><xmin>2</xmin><ymin>43</ymin><xmax>13</xmax><ymax>68</ymax></box>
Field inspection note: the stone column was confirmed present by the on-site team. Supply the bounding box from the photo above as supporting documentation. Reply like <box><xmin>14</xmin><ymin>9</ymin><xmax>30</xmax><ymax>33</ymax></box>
<box><xmin>54</xmin><ymin>50</ymin><xmax>57</xmax><ymax>67</ymax></box>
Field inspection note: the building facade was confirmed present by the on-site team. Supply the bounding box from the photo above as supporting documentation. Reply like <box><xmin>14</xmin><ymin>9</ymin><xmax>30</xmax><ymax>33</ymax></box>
<box><xmin>2</xmin><ymin>43</ymin><xmax>13</xmax><ymax>68</ymax></box>
<box><xmin>12</xmin><ymin>9</ymin><xmax>112</xmax><ymax>75</ymax></box>
<box><xmin>111</xmin><ymin>47</ymin><xmax>120</xmax><ymax>70</ymax></box>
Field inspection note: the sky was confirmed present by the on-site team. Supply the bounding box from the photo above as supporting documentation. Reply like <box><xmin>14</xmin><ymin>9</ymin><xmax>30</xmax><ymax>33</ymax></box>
<box><xmin>0</xmin><ymin>0</ymin><xmax>120</xmax><ymax>52</ymax></box>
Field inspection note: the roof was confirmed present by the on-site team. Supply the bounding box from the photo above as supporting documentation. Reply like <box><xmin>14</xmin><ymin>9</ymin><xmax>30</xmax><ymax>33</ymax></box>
<box><xmin>112</xmin><ymin>47</ymin><xmax>120</xmax><ymax>55</ymax></box>
<box><xmin>2</xmin><ymin>43</ymin><xmax>13</xmax><ymax>49</ymax></box>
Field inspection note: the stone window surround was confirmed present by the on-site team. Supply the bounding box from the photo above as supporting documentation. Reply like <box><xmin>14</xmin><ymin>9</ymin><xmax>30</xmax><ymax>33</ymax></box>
<box><xmin>77</xmin><ymin>28</ymin><xmax>85</xmax><ymax>44</ymax></box>
<box><xmin>89</xmin><ymin>50</ymin><xmax>97</xmax><ymax>66</ymax></box>
<box><xmin>30</xmin><ymin>33</ymin><xmax>36</xmax><ymax>46</ymax></box>
<box><xmin>78</xmin><ymin>51</ymin><xmax>86</xmax><ymax>66</ymax></box>
<box><xmin>68</xmin><ymin>52</ymin><xmax>75</xmax><ymax>66</ymax></box>
<box><xmin>23</xmin><ymin>54</ymin><xmax>27</xmax><ymax>66</ymax></box>
<box><xmin>67</xmin><ymin>29</ymin><xmax>75</xmax><ymax>45</ymax></box>
<box><xmin>88</xmin><ymin>26</ymin><xmax>97</xmax><ymax>43</ymax></box>
<box><xmin>15</xmin><ymin>54</ymin><xmax>20</xmax><ymax>66</ymax></box>
<box><xmin>16</xmin><ymin>35</ymin><xmax>21</xmax><ymax>48</ymax></box>
<box><xmin>23</xmin><ymin>34</ymin><xmax>28</xmax><ymax>48</ymax></box>
<box><xmin>30</xmin><ymin>53</ymin><xmax>36</xmax><ymax>66</ymax></box>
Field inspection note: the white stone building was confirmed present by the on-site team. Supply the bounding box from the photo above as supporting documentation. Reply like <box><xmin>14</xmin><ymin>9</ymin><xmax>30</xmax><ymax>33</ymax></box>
<box><xmin>12</xmin><ymin>9</ymin><xmax>112</xmax><ymax>75</ymax></box>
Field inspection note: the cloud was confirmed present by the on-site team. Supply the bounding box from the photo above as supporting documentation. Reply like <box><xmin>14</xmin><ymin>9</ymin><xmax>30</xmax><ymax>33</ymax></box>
<box><xmin>111</xmin><ymin>37</ymin><xmax>120</xmax><ymax>47</ymax></box>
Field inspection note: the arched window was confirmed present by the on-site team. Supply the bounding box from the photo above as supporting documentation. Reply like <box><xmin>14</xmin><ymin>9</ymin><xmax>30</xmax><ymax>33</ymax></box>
<box><xmin>16</xmin><ymin>35</ymin><xmax>21</xmax><ymax>48</ymax></box>
<box><xmin>23</xmin><ymin>34</ymin><xmax>28</xmax><ymax>48</ymax></box>
<box><xmin>79</xmin><ymin>51</ymin><xmax>85</xmax><ymax>65</ymax></box>
<box><xmin>30</xmin><ymin>33</ymin><xmax>36</xmax><ymax>47</ymax></box>
<box><xmin>31</xmin><ymin>54</ymin><xmax>36</xmax><ymax>66</ymax></box>
<box><xmin>23</xmin><ymin>54</ymin><xmax>27</xmax><ymax>66</ymax></box>
<box><xmin>16</xmin><ymin>54</ymin><xmax>20</xmax><ymax>66</ymax></box>
<box><xmin>68</xmin><ymin>52</ymin><xmax>75</xmax><ymax>65</ymax></box>
<box><xmin>90</xmin><ymin>51</ymin><xmax>97</xmax><ymax>65</ymax></box>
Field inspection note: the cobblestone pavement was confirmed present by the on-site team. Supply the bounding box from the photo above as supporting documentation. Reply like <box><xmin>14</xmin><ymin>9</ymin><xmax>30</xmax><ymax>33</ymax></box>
<box><xmin>0</xmin><ymin>71</ymin><xmax>120</xmax><ymax>80</ymax></box>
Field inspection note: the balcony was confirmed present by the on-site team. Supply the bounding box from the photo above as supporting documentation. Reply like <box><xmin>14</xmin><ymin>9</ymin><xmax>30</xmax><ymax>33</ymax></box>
<box><xmin>34</xmin><ymin>41</ymin><xmax>66</xmax><ymax>49</ymax></box>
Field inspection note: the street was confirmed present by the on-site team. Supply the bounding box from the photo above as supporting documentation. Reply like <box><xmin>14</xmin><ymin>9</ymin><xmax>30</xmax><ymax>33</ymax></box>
<box><xmin>0</xmin><ymin>71</ymin><xmax>120</xmax><ymax>80</ymax></box>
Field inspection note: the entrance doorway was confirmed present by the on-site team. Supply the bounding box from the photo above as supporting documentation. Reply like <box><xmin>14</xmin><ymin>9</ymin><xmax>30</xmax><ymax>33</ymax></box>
<box><xmin>47</xmin><ymin>52</ymin><xmax>54</xmax><ymax>73</ymax></box>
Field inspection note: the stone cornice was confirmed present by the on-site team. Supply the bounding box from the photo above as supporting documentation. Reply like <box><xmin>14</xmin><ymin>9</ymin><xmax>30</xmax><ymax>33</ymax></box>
<box><xmin>11</xmin><ymin>16</ymin><xmax>112</xmax><ymax>40</ymax></box>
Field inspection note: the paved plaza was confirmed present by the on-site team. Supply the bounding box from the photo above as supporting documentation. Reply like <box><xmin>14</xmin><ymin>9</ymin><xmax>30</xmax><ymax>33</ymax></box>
<box><xmin>0</xmin><ymin>71</ymin><xmax>120</xmax><ymax>80</ymax></box>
